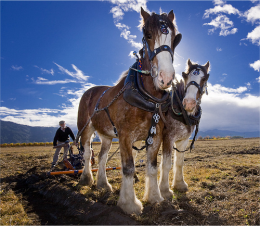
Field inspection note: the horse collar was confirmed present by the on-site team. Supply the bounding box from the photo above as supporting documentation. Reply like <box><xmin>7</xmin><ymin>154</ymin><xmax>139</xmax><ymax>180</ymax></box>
<box><xmin>123</xmin><ymin>62</ymin><xmax>170</xmax><ymax>113</ymax></box>
<box><xmin>170</xmin><ymin>86</ymin><xmax>202</xmax><ymax>126</ymax></box>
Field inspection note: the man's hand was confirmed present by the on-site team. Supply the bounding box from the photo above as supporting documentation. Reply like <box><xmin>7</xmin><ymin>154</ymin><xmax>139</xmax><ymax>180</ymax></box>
<box><xmin>73</xmin><ymin>140</ymin><xmax>78</xmax><ymax>146</ymax></box>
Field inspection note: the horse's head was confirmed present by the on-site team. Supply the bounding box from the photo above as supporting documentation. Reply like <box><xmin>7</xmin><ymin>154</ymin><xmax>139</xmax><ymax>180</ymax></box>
<box><xmin>141</xmin><ymin>8</ymin><xmax>182</xmax><ymax>90</ymax></box>
<box><xmin>182</xmin><ymin>59</ymin><xmax>210</xmax><ymax>115</ymax></box>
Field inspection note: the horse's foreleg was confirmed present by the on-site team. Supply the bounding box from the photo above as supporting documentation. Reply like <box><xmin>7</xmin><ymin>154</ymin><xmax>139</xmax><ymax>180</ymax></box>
<box><xmin>79</xmin><ymin>124</ymin><xmax>95</xmax><ymax>186</ymax></box>
<box><xmin>97</xmin><ymin>135</ymin><xmax>112</xmax><ymax>191</ymax></box>
<box><xmin>172</xmin><ymin>139</ymin><xmax>189</xmax><ymax>192</ymax></box>
<box><xmin>159</xmin><ymin>139</ymin><xmax>173</xmax><ymax>199</ymax></box>
<box><xmin>117</xmin><ymin>141</ymin><xmax>143</xmax><ymax>215</ymax></box>
<box><xmin>144</xmin><ymin>142</ymin><xmax>164</xmax><ymax>203</ymax></box>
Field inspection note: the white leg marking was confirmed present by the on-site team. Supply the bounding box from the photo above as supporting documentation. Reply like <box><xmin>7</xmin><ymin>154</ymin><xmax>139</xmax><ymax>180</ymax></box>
<box><xmin>172</xmin><ymin>139</ymin><xmax>189</xmax><ymax>192</ymax></box>
<box><xmin>118</xmin><ymin>175</ymin><xmax>143</xmax><ymax>215</ymax></box>
<box><xmin>97</xmin><ymin>136</ymin><xmax>112</xmax><ymax>191</ymax></box>
<box><xmin>79</xmin><ymin>124</ymin><xmax>95</xmax><ymax>186</ymax></box>
<box><xmin>159</xmin><ymin>151</ymin><xmax>173</xmax><ymax>199</ymax></box>
<box><xmin>144</xmin><ymin>163</ymin><xmax>164</xmax><ymax>203</ymax></box>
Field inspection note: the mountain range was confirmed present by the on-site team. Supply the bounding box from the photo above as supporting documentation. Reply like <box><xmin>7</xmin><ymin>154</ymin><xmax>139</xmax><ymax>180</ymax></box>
<box><xmin>0</xmin><ymin>120</ymin><xmax>259</xmax><ymax>144</ymax></box>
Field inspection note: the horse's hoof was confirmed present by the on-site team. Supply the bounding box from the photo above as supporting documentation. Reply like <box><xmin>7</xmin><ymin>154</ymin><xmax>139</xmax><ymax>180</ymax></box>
<box><xmin>78</xmin><ymin>173</ymin><xmax>94</xmax><ymax>186</ymax></box>
<box><xmin>118</xmin><ymin>198</ymin><xmax>143</xmax><ymax>215</ymax></box>
<box><xmin>172</xmin><ymin>181</ymin><xmax>188</xmax><ymax>192</ymax></box>
<box><xmin>97</xmin><ymin>182</ymin><xmax>113</xmax><ymax>192</ymax></box>
<box><xmin>147</xmin><ymin>195</ymin><xmax>164</xmax><ymax>204</ymax></box>
<box><xmin>160</xmin><ymin>189</ymin><xmax>173</xmax><ymax>200</ymax></box>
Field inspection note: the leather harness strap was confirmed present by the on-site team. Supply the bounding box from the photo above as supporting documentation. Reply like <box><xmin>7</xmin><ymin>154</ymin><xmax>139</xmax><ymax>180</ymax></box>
<box><xmin>104</xmin><ymin>107</ymin><xmax>118</xmax><ymax>137</ymax></box>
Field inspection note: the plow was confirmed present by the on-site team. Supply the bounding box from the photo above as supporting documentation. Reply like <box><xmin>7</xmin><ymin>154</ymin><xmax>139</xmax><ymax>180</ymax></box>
<box><xmin>47</xmin><ymin>141</ymin><xmax>145</xmax><ymax>177</ymax></box>
<box><xmin>47</xmin><ymin>142</ymin><xmax>122</xmax><ymax>176</ymax></box>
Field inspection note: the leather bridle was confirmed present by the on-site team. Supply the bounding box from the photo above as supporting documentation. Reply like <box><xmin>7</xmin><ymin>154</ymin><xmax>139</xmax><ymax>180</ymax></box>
<box><xmin>184</xmin><ymin>68</ymin><xmax>208</xmax><ymax>102</ymax></box>
<box><xmin>142</xmin><ymin>17</ymin><xmax>175</xmax><ymax>78</ymax></box>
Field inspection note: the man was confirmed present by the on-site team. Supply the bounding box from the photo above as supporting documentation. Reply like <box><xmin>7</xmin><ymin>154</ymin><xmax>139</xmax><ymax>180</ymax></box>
<box><xmin>51</xmin><ymin>120</ymin><xmax>76</xmax><ymax>168</ymax></box>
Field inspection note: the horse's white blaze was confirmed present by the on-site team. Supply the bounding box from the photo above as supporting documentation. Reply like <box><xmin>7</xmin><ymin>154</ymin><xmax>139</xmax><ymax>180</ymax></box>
<box><xmin>154</xmin><ymin>29</ymin><xmax>175</xmax><ymax>89</ymax></box>
<box><xmin>159</xmin><ymin>152</ymin><xmax>173</xmax><ymax>199</ymax></box>
<box><xmin>184</xmin><ymin>71</ymin><xmax>205</xmax><ymax>100</ymax></box>
<box><xmin>144</xmin><ymin>164</ymin><xmax>164</xmax><ymax>203</ymax></box>
<box><xmin>183</xmin><ymin>70</ymin><xmax>205</xmax><ymax>114</ymax></box>
<box><xmin>118</xmin><ymin>175</ymin><xmax>143</xmax><ymax>214</ymax></box>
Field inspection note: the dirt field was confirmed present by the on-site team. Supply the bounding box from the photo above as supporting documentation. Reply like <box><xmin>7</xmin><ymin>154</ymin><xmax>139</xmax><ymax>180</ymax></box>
<box><xmin>0</xmin><ymin>138</ymin><xmax>259</xmax><ymax>225</ymax></box>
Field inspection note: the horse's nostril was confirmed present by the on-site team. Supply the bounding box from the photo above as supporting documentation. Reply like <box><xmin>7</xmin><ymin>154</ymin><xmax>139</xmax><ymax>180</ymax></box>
<box><xmin>161</xmin><ymin>79</ymin><xmax>164</xmax><ymax>85</ymax></box>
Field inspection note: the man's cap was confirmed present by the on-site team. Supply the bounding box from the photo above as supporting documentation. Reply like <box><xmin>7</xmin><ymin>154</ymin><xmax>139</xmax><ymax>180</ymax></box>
<box><xmin>59</xmin><ymin>120</ymin><xmax>65</xmax><ymax>125</ymax></box>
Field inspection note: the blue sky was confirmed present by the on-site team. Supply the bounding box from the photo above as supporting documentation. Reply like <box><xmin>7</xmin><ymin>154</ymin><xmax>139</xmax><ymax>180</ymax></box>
<box><xmin>1</xmin><ymin>0</ymin><xmax>259</xmax><ymax>133</ymax></box>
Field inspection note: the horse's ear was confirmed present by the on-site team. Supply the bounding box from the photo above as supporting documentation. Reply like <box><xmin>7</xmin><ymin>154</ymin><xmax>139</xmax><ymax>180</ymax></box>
<box><xmin>173</xmin><ymin>33</ymin><xmax>182</xmax><ymax>49</ymax></box>
<box><xmin>204</xmin><ymin>61</ymin><xmax>210</xmax><ymax>72</ymax></box>
<box><xmin>182</xmin><ymin>72</ymin><xmax>188</xmax><ymax>79</ymax></box>
<box><xmin>168</xmin><ymin>10</ymin><xmax>175</xmax><ymax>22</ymax></box>
<box><xmin>141</xmin><ymin>7</ymin><xmax>150</xmax><ymax>22</ymax></box>
<box><xmin>187</xmin><ymin>59</ymin><xmax>192</xmax><ymax>67</ymax></box>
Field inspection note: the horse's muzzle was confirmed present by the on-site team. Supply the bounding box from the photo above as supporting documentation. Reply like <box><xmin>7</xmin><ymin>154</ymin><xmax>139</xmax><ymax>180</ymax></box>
<box><xmin>183</xmin><ymin>98</ymin><xmax>196</xmax><ymax>112</ymax></box>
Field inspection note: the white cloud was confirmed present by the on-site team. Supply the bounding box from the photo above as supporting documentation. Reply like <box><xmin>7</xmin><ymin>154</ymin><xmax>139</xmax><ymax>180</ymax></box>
<box><xmin>110</xmin><ymin>0</ymin><xmax>148</xmax><ymax>21</ymax></box>
<box><xmin>109</xmin><ymin>0</ymin><xmax>147</xmax><ymax>50</ymax></box>
<box><xmin>54</xmin><ymin>63</ymin><xmax>88</xmax><ymax>81</ymax></box>
<box><xmin>34</xmin><ymin>65</ymin><xmax>54</xmax><ymax>75</ymax></box>
<box><xmin>256</xmin><ymin>76</ymin><xmax>260</xmax><ymax>83</ymax></box>
<box><xmin>11</xmin><ymin>65</ymin><xmax>23</xmax><ymax>71</ymax></box>
<box><xmin>244</xmin><ymin>4</ymin><xmax>260</xmax><ymax>24</ymax></box>
<box><xmin>204</xmin><ymin>15</ymin><xmax>238</xmax><ymax>36</ymax></box>
<box><xmin>200</xmin><ymin>83</ymin><xmax>260</xmax><ymax>132</ymax></box>
<box><xmin>203</xmin><ymin>3</ymin><xmax>242</xmax><ymax>18</ymax></box>
<box><xmin>203</xmin><ymin>2</ymin><xmax>260</xmax><ymax>47</ymax></box>
<box><xmin>216</xmin><ymin>47</ymin><xmax>222</xmax><ymax>51</ymax></box>
<box><xmin>0</xmin><ymin>83</ymin><xmax>95</xmax><ymax>129</ymax></box>
<box><xmin>220</xmin><ymin>73</ymin><xmax>227</xmax><ymax>82</ymax></box>
<box><xmin>213</xmin><ymin>0</ymin><xmax>225</xmax><ymax>5</ymax></box>
<box><xmin>34</xmin><ymin>78</ymin><xmax>78</xmax><ymax>85</ymax></box>
<box><xmin>250</xmin><ymin>59</ymin><xmax>260</xmax><ymax>72</ymax></box>
<box><xmin>32</xmin><ymin>63</ymin><xmax>89</xmax><ymax>85</ymax></box>
<box><xmin>246</xmin><ymin>25</ymin><xmax>260</xmax><ymax>46</ymax></box>
<box><xmin>1</xmin><ymin>80</ymin><xmax>259</xmax><ymax>133</ymax></box>
<box><xmin>211</xmin><ymin>84</ymin><xmax>247</xmax><ymax>93</ymax></box>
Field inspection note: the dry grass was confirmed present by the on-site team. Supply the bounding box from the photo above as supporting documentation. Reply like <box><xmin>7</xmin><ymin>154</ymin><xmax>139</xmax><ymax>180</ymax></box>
<box><xmin>0</xmin><ymin>138</ymin><xmax>259</xmax><ymax>225</ymax></box>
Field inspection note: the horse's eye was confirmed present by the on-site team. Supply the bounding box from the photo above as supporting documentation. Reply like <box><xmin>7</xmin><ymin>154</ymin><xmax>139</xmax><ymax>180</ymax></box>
<box><xmin>146</xmin><ymin>33</ymin><xmax>152</xmax><ymax>39</ymax></box>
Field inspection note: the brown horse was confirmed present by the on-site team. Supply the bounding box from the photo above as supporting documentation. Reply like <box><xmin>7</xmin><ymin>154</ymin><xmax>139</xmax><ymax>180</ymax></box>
<box><xmin>159</xmin><ymin>59</ymin><xmax>210</xmax><ymax>199</ymax></box>
<box><xmin>77</xmin><ymin>8</ymin><xmax>182</xmax><ymax>214</ymax></box>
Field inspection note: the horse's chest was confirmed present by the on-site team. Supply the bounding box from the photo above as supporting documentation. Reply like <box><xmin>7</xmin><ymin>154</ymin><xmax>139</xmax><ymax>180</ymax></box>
<box><xmin>169</xmin><ymin>120</ymin><xmax>193</xmax><ymax>141</ymax></box>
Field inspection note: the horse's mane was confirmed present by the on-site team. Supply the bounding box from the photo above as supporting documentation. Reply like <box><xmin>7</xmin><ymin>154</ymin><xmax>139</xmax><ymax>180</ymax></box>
<box><xmin>114</xmin><ymin>70</ymin><xmax>129</xmax><ymax>85</ymax></box>
<box><xmin>138</xmin><ymin>11</ymin><xmax>177</xmax><ymax>35</ymax></box>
